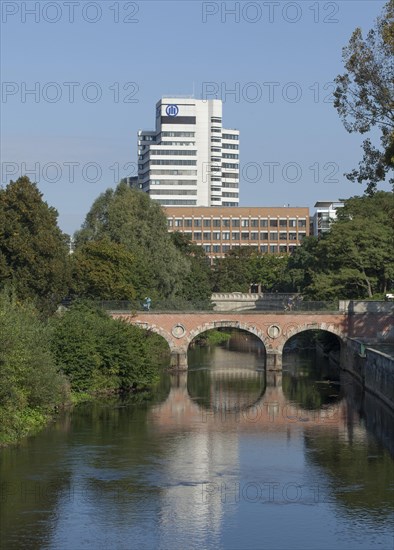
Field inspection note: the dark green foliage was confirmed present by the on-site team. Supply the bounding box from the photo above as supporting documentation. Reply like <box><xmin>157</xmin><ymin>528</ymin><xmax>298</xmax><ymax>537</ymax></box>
<box><xmin>211</xmin><ymin>247</ymin><xmax>254</xmax><ymax>292</ymax></box>
<box><xmin>289</xmin><ymin>192</ymin><xmax>394</xmax><ymax>298</ymax></box>
<box><xmin>170</xmin><ymin>232</ymin><xmax>213</xmax><ymax>306</ymax></box>
<box><xmin>0</xmin><ymin>290</ymin><xmax>68</xmax><ymax>444</ymax></box>
<box><xmin>74</xmin><ymin>184</ymin><xmax>189</xmax><ymax>300</ymax></box>
<box><xmin>51</xmin><ymin>302</ymin><xmax>169</xmax><ymax>393</ymax></box>
<box><xmin>286</xmin><ymin>237</ymin><xmax>321</xmax><ymax>293</ymax></box>
<box><xmin>212</xmin><ymin>247</ymin><xmax>289</xmax><ymax>293</ymax></box>
<box><xmin>0</xmin><ymin>176</ymin><xmax>70</xmax><ymax>314</ymax></box>
<box><xmin>334</xmin><ymin>0</ymin><xmax>394</xmax><ymax>193</ymax></box>
<box><xmin>71</xmin><ymin>239</ymin><xmax>137</xmax><ymax>300</ymax></box>
<box><xmin>248</xmin><ymin>253</ymin><xmax>290</xmax><ymax>292</ymax></box>
<box><xmin>191</xmin><ymin>329</ymin><xmax>232</xmax><ymax>347</ymax></box>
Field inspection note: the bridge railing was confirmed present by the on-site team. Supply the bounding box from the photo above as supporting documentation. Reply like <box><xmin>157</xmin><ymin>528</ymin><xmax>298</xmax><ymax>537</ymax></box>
<box><xmin>255</xmin><ymin>299</ymin><xmax>338</xmax><ymax>312</ymax></box>
<box><xmin>288</xmin><ymin>300</ymin><xmax>339</xmax><ymax>312</ymax></box>
<box><xmin>98</xmin><ymin>299</ymin><xmax>213</xmax><ymax>312</ymax></box>
<box><xmin>98</xmin><ymin>299</ymin><xmax>339</xmax><ymax>313</ymax></box>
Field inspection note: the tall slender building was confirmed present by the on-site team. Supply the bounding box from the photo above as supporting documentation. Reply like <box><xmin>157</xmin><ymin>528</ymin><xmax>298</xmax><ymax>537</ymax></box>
<box><xmin>138</xmin><ymin>97</ymin><xmax>239</xmax><ymax>206</ymax></box>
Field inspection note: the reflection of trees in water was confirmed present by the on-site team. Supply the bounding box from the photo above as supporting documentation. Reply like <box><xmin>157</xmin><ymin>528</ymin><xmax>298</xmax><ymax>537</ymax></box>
<box><xmin>304</xmin><ymin>428</ymin><xmax>394</xmax><ymax>519</ymax></box>
<box><xmin>282</xmin><ymin>352</ymin><xmax>341</xmax><ymax>410</ymax></box>
<box><xmin>0</xmin><ymin>421</ymin><xmax>75</xmax><ymax>548</ymax></box>
<box><xmin>303</xmin><ymin>370</ymin><xmax>394</xmax><ymax>520</ymax></box>
<box><xmin>0</xmin><ymin>371</ymin><xmax>176</xmax><ymax>549</ymax></box>
<box><xmin>341</xmin><ymin>371</ymin><xmax>394</xmax><ymax>457</ymax></box>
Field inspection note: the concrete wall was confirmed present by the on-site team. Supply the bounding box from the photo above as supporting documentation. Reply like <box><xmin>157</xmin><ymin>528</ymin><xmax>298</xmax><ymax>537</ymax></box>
<box><xmin>364</xmin><ymin>348</ymin><xmax>394</xmax><ymax>410</ymax></box>
<box><xmin>341</xmin><ymin>338</ymin><xmax>394</xmax><ymax>410</ymax></box>
<box><xmin>339</xmin><ymin>300</ymin><xmax>394</xmax><ymax>314</ymax></box>
<box><xmin>212</xmin><ymin>293</ymin><xmax>295</xmax><ymax>312</ymax></box>
<box><xmin>211</xmin><ymin>293</ymin><xmax>259</xmax><ymax>312</ymax></box>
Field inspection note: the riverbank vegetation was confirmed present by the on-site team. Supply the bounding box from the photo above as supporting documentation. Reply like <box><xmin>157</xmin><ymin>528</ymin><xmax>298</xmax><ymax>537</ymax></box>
<box><xmin>0</xmin><ymin>181</ymin><xmax>393</xmax><ymax>445</ymax></box>
<box><xmin>0</xmin><ymin>292</ymin><xmax>169</xmax><ymax>446</ymax></box>
<box><xmin>51</xmin><ymin>301</ymin><xmax>168</xmax><ymax>393</ymax></box>
<box><xmin>0</xmin><ymin>291</ymin><xmax>69</xmax><ymax>446</ymax></box>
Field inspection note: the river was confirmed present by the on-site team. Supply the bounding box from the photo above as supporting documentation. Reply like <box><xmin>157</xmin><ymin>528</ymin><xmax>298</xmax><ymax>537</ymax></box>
<box><xmin>0</xmin><ymin>334</ymin><xmax>393</xmax><ymax>550</ymax></box>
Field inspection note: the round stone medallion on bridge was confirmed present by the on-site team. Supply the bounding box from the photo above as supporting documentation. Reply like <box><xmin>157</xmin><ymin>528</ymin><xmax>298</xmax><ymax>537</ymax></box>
<box><xmin>267</xmin><ymin>324</ymin><xmax>281</xmax><ymax>339</ymax></box>
<box><xmin>172</xmin><ymin>323</ymin><xmax>186</xmax><ymax>339</ymax></box>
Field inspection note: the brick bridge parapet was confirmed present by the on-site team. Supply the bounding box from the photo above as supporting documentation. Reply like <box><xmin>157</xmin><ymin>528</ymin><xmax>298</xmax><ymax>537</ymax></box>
<box><xmin>111</xmin><ymin>310</ymin><xmax>393</xmax><ymax>371</ymax></box>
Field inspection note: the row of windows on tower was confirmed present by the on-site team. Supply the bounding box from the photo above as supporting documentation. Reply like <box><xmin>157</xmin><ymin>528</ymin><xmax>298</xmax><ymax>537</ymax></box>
<box><xmin>139</xmin><ymin>131</ymin><xmax>238</xmax><ymax>142</ymax></box>
<box><xmin>139</xmin><ymin>132</ymin><xmax>196</xmax><ymax>140</ymax></box>
<box><xmin>140</xmin><ymin>150</ymin><xmax>239</xmax><ymax>160</ymax></box>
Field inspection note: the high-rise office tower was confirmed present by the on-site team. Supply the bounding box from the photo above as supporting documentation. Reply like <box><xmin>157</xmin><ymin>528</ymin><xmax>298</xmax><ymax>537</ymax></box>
<box><xmin>137</xmin><ymin>97</ymin><xmax>239</xmax><ymax>206</ymax></box>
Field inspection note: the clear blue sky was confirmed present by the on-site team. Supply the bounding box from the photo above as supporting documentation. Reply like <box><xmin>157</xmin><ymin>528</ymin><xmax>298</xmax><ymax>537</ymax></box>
<box><xmin>1</xmin><ymin>0</ymin><xmax>389</xmax><ymax>235</ymax></box>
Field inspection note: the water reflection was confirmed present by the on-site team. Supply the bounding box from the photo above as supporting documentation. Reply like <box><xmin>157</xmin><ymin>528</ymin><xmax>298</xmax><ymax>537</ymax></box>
<box><xmin>149</xmin><ymin>343</ymin><xmax>345</xmax><ymax>433</ymax></box>
<box><xmin>283</xmin><ymin>351</ymin><xmax>342</xmax><ymax>410</ymax></box>
<box><xmin>0</xmin><ymin>338</ymin><xmax>393</xmax><ymax>550</ymax></box>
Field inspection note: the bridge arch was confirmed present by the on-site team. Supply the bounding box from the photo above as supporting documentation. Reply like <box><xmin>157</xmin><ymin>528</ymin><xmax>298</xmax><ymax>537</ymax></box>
<box><xmin>132</xmin><ymin>321</ymin><xmax>176</xmax><ymax>352</ymax></box>
<box><xmin>279</xmin><ymin>323</ymin><xmax>345</xmax><ymax>355</ymax></box>
<box><xmin>131</xmin><ymin>320</ymin><xmax>189</xmax><ymax>369</ymax></box>
<box><xmin>186</xmin><ymin>321</ymin><xmax>270</xmax><ymax>353</ymax></box>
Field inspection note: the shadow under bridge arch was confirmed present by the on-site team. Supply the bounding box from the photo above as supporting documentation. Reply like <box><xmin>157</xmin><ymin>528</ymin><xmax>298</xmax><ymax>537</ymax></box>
<box><xmin>185</xmin><ymin>320</ymin><xmax>271</xmax><ymax>368</ymax></box>
<box><xmin>279</xmin><ymin>324</ymin><xmax>345</xmax><ymax>356</ymax></box>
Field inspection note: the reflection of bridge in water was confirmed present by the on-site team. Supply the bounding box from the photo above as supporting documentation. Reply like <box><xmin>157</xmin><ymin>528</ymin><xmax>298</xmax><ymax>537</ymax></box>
<box><xmin>149</xmin><ymin>370</ymin><xmax>354</xmax><ymax>433</ymax></box>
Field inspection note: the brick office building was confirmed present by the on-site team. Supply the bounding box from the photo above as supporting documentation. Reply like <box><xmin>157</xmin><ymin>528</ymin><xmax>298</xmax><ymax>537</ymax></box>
<box><xmin>165</xmin><ymin>206</ymin><xmax>309</xmax><ymax>261</ymax></box>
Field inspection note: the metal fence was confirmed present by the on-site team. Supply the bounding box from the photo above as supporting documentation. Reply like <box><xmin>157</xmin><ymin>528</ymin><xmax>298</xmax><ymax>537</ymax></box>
<box><xmin>256</xmin><ymin>297</ymin><xmax>338</xmax><ymax>312</ymax></box>
<box><xmin>98</xmin><ymin>298</ymin><xmax>339</xmax><ymax>313</ymax></box>
<box><xmin>98</xmin><ymin>299</ymin><xmax>213</xmax><ymax>312</ymax></box>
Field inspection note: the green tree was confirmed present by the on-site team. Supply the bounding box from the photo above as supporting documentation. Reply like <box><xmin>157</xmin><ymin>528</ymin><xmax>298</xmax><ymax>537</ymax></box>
<box><xmin>170</xmin><ymin>231</ymin><xmax>212</xmax><ymax>306</ymax></box>
<box><xmin>0</xmin><ymin>176</ymin><xmax>70</xmax><ymax>314</ymax></box>
<box><xmin>0</xmin><ymin>290</ymin><xmax>68</xmax><ymax>444</ymax></box>
<box><xmin>248</xmin><ymin>254</ymin><xmax>290</xmax><ymax>292</ymax></box>
<box><xmin>51</xmin><ymin>301</ymin><xmax>167</xmax><ymax>393</ymax></box>
<box><xmin>334</xmin><ymin>0</ymin><xmax>394</xmax><ymax>194</ymax></box>
<box><xmin>324</xmin><ymin>192</ymin><xmax>394</xmax><ymax>296</ymax></box>
<box><xmin>71</xmin><ymin>239</ymin><xmax>137</xmax><ymax>300</ymax></box>
<box><xmin>291</xmin><ymin>193</ymin><xmax>394</xmax><ymax>299</ymax></box>
<box><xmin>211</xmin><ymin>247</ymin><xmax>254</xmax><ymax>292</ymax></box>
<box><xmin>74</xmin><ymin>184</ymin><xmax>189</xmax><ymax>300</ymax></box>
<box><xmin>287</xmin><ymin>237</ymin><xmax>321</xmax><ymax>294</ymax></box>
<box><xmin>212</xmin><ymin>248</ymin><xmax>290</xmax><ymax>293</ymax></box>
<box><xmin>50</xmin><ymin>302</ymin><xmax>104</xmax><ymax>391</ymax></box>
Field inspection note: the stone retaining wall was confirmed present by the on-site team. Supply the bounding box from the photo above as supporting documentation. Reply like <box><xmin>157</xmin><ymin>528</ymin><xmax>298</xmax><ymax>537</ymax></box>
<box><xmin>341</xmin><ymin>338</ymin><xmax>394</xmax><ymax>410</ymax></box>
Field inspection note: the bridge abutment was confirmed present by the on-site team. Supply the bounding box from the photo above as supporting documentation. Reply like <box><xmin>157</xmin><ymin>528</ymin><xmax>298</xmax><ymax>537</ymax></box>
<box><xmin>170</xmin><ymin>350</ymin><xmax>188</xmax><ymax>371</ymax></box>
<box><xmin>266</xmin><ymin>352</ymin><xmax>282</xmax><ymax>371</ymax></box>
<box><xmin>266</xmin><ymin>370</ymin><xmax>282</xmax><ymax>386</ymax></box>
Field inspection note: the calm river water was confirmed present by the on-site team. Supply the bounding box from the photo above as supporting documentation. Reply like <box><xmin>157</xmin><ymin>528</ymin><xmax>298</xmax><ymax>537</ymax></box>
<box><xmin>1</xmin><ymin>335</ymin><xmax>393</xmax><ymax>550</ymax></box>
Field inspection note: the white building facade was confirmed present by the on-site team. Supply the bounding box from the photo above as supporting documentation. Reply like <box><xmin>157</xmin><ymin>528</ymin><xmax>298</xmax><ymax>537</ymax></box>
<box><xmin>312</xmin><ymin>201</ymin><xmax>344</xmax><ymax>236</ymax></box>
<box><xmin>137</xmin><ymin>97</ymin><xmax>239</xmax><ymax>207</ymax></box>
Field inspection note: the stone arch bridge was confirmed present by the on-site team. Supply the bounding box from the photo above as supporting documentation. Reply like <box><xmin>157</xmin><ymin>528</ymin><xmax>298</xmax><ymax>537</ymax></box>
<box><xmin>110</xmin><ymin>309</ymin><xmax>393</xmax><ymax>370</ymax></box>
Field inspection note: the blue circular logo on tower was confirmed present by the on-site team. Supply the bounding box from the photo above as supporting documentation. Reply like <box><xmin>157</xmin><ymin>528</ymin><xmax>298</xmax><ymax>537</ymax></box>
<box><xmin>166</xmin><ymin>104</ymin><xmax>179</xmax><ymax>117</ymax></box>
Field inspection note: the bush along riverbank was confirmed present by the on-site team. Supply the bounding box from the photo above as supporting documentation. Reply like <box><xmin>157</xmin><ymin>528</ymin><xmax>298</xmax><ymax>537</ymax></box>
<box><xmin>0</xmin><ymin>295</ymin><xmax>169</xmax><ymax>447</ymax></box>
<box><xmin>0</xmin><ymin>292</ymin><xmax>69</xmax><ymax>446</ymax></box>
